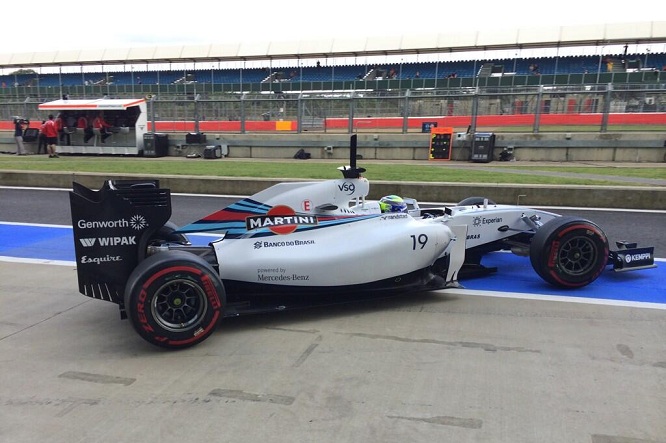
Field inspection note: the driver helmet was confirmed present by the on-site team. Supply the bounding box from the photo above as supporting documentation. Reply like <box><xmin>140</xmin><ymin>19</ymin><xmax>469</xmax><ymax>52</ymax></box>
<box><xmin>379</xmin><ymin>195</ymin><xmax>407</xmax><ymax>213</ymax></box>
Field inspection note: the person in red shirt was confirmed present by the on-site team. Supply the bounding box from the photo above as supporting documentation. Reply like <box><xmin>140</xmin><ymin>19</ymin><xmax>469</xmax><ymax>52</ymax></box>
<box><xmin>38</xmin><ymin>120</ymin><xmax>48</xmax><ymax>154</ymax></box>
<box><xmin>55</xmin><ymin>113</ymin><xmax>71</xmax><ymax>146</ymax></box>
<box><xmin>77</xmin><ymin>114</ymin><xmax>95</xmax><ymax>143</ymax></box>
<box><xmin>42</xmin><ymin>114</ymin><xmax>59</xmax><ymax>158</ymax></box>
<box><xmin>93</xmin><ymin>112</ymin><xmax>113</xmax><ymax>143</ymax></box>
<box><xmin>76</xmin><ymin>114</ymin><xmax>87</xmax><ymax>130</ymax></box>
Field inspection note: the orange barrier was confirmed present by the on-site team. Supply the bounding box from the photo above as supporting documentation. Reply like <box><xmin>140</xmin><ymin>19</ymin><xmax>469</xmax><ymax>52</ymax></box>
<box><xmin>149</xmin><ymin>121</ymin><xmax>292</xmax><ymax>132</ymax></box>
<box><xmin>324</xmin><ymin>113</ymin><xmax>665</xmax><ymax>129</ymax></box>
<box><xmin>1</xmin><ymin>114</ymin><xmax>663</xmax><ymax>132</ymax></box>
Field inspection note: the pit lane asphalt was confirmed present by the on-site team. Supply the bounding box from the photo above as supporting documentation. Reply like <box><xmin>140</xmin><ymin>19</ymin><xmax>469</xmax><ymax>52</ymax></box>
<box><xmin>2</xmin><ymin>263</ymin><xmax>665</xmax><ymax>443</ymax></box>
<box><xmin>1</xmin><ymin>188</ymin><xmax>665</xmax><ymax>443</ymax></box>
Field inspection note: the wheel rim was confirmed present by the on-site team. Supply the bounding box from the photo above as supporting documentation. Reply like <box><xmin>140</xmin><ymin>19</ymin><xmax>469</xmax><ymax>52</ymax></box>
<box><xmin>557</xmin><ymin>235</ymin><xmax>598</xmax><ymax>276</ymax></box>
<box><xmin>151</xmin><ymin>279</ymin><xmax>207</xmax><ymax>332</ymax></box>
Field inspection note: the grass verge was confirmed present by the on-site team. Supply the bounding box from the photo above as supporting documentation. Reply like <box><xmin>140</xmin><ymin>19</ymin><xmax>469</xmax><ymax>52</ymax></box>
<box><xmin>1</xmin><ymin>154</ymin><xmax>664</xmax><ymax>186</ymax></box>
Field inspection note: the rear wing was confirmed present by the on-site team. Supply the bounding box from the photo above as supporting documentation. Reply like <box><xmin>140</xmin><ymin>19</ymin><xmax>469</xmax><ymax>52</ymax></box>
<box><xmin>69</xmin><ymin>180</ymin><xmax>172</xmax><ymax>305</ymax></box>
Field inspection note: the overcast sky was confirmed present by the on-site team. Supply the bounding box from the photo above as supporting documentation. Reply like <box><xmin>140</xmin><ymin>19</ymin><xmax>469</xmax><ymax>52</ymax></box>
<box><xmin>2</xmin><ymin>0</ymin><xmax>664</xmax><ymax>55</ymax></box>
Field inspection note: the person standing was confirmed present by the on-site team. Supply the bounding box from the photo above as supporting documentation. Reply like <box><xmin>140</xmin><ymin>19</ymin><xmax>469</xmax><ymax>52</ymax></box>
<box><xmin>42</xmin><ymin>114</ymin><xmax>59</xmax><ymax>158</ymax></box>
<box><xmin>93</xmin><ymin>112</ymin><xmax>112</xmax><ymax>143</ymax></box>
<box><xmin>37</xmin><ymin>120</ymin><xmax>48</xmax><ymax>154</ymax></box>
<box><xmin>77</xmin><ymin>114</ymin><xmax>94</xmax><ymax>143</ymax></box>
<box><xmin>55</xmin><ymin>113</ymin><xmax>71</xmax><ymax>146</ymax></box>
<box><xmin>13</xmin><ymin>117</ymin><xmax>27</xmax><ymax>155</ymax></box>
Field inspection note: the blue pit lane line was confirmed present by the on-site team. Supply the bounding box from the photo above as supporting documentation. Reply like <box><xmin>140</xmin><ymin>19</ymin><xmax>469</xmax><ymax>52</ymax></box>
<box><xmin>1</xmin><ymin>222</ymin><xmax>663</xmax><ymax>306</ymax></box>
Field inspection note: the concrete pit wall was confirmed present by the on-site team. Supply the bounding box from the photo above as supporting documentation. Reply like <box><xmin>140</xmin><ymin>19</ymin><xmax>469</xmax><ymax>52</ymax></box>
<box><xmin>168</xmin><ymin>133</ymin><xmax>666</xmax><ymax>163</ymax></box>
<box><xmin>2</xmin><ymin>132</ymin><xmax>666</xmax><ymax>162</ymax></box>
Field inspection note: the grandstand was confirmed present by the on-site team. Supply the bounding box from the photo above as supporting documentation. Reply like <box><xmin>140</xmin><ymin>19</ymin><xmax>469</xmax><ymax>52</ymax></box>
<box><xmin>1</xmin><ymin>53</ymin><xmax>665</xmax><ymax>91</ymax></box>
<box><xmin>0</xmin><ymin>20</ymin><xmax>664</xmax><ymax>144</ymax></box>
<box><xmin>1</xmin><ymin>20</ymin><xmax>665</xmax><ymax>95</ymax></box>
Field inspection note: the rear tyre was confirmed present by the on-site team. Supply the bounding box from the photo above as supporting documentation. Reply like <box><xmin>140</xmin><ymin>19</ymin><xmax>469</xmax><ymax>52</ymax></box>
<box><xmin>529</xmin><ymin>216</ymin><xmax>609</xmax><ymax>288</ymax></box>
<box><xmin>124</xmin><ymin>250</ymin><xmax>224</xmax><ymax>349</ymax></box>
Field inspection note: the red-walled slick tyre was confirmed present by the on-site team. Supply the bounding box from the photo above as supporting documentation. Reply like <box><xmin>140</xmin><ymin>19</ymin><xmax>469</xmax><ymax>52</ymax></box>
<box><xmin>124</xmin><ymin>251</ymin><xmax>224</xmax><ymax>349</ymax></box>
<box><xmin>529</xmin><ymin>216</ymin><xmax>609</xmax><ymax>289</ymax></box>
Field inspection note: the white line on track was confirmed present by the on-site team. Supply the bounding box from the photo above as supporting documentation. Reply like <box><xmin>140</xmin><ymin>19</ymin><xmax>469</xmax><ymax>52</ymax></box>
<box><xmin>0</xmin><ymin>256</ymin><xmax>75</xmax><ymax>267</ymax></box>
<box><xmin>442</xmin><ymin>288</ymin><xmax>666</xmax><ymax>311</ymax></box>
<box><xmin>0</xmin><ymin>185</ymin><xmax>246</xmax><ymax>201</ymax></box>
<box><xmin>0</xmin><ymin>221</ymin><xmax>220</xmax><ymax>238</ymax></box>
<box><xmin>3</xmin><ymin>185</ymin><xmax>665</xmax><ymax>214</ymax></box>
<box><xmin>0</xmin><ymin>221</ymin><xmax>72</xmax><ymax>229</ymax></box>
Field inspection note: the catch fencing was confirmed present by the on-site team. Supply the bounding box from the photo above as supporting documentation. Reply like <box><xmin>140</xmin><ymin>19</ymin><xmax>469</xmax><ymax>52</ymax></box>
<box><xmin>2</xmin><ymin>82</ymin><xmax>665</xmax><ymax>134</ymax></box>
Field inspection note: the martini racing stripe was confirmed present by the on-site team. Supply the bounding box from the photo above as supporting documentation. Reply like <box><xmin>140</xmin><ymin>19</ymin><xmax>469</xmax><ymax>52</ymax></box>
<box><xmin>176</xmin><ymin>198</ymin><xmax>272</xmax><ymax>233</ymax></box>
<box><xmin>176</xmin><ymin>197</ymin><xmax>382</xmax><ymax>238</ymax></box>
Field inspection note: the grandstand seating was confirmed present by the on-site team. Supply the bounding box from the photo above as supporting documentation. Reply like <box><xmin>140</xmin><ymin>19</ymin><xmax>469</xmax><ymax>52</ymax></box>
<box><xmin>1</xmin><ymin>54</ymin><xmax>664</xmax><ymax>90</ymax></box>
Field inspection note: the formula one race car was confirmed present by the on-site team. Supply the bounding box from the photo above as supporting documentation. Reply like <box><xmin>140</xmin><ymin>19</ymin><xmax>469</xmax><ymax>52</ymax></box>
<box><xmin>69</xmin><ymin>135</ymin><xmax>655</xmax><ymax>349</ymax></box>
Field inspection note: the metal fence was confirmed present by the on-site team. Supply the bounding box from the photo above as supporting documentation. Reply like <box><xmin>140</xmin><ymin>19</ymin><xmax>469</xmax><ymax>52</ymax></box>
<box><xmin>3</xmin><ymin>82</ymin><xmax>665</xmax><ymax>134</ymax></box>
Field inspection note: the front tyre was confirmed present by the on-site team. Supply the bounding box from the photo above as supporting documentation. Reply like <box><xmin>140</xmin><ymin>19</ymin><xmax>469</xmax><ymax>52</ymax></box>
<box><xmin>124</xmin><ymin>250</ymin><xmax>224</xmax><ymax>349</ymax></box>
<box><xmin>529</xmin><ymin>216</ymin><xmax>609</xmax><ymax>289</ymax></box>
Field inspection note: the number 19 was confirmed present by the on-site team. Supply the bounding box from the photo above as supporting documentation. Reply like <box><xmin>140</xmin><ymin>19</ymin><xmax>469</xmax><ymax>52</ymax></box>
<box><xmin>411</xmin><ymin>234</ymin><xmax>428</xmax><ymax>250</ymax></box>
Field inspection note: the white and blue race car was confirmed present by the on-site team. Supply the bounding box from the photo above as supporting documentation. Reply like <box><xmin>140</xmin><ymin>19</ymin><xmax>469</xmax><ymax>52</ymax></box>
<box><xmin>69</xmin><ymin>135</ymin><xmax>655</xmax><ymax>349</ymax></box>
